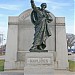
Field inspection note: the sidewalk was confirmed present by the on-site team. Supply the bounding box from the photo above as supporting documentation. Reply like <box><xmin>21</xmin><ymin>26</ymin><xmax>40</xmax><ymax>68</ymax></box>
<box><xmin>0</xmin><ymin>55</ymin><xmax>5</xmax><ymax>60</ymax></box>
<box><xmin>54</xmin><ymin>70</ymin><xmax>75</xmax><ymax>75</ymax></box>
<box><xmin>0</xmin><ymin>70</ymin><xmax>75</xmax><ymax>75</ymax></box>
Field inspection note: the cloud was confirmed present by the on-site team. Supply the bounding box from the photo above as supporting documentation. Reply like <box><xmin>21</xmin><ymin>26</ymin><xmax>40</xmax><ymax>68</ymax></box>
<box><xmin>0</xmin><ymin>4</ymin><xmax>21</xmax><ymax>10</ymax></box>
<box><xmin>66</xmin><ymin>25</ymin><xmax>74</xmax><ymax>34</ymax></box>
<box><xmin>0</xmin><ymin>26</ymin><xmax>7</xmax><ymax>38</ymax></box>
<box><xmin>50</xmin><ymin>2</ymin><xmax>70</xmax><ymax>10</ymax></box>
<box><xmin>34</xmin><ymin>0</ymin><xmax>71</xmax><ymax>10</ymax></box>
<box><xmin>49</xmin><ymin>1</ymin><xmax>71</xmax><ymax>10</ymax></box>
<box><xmin>0</xmin><ymin>14</ymin><xmax>5</xmax><ymax>17</ymax></box>
<box><xmin>35</xmin><ymin>0</ymin><xmax>50</xmax><ymax>3</ymax></box>
<box><xmin>0</xmin><ymin>27</ymin><xmax>7</xmax><ymax>45</ymax></box>
<box><xmin>0</xmin><ymin>14</ymin><xmax>7</xmax><ymax>17</ymax></box>
<box><xmin>74</xmin><ymin>23</ymin><xmax>75</xmax><ymax>34</ymax></box>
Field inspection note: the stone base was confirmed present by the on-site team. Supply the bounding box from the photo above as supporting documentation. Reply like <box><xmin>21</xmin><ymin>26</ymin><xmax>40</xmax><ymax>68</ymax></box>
<box><xmin>4</xmin><ymin>61</ymin><xmax>16</xmax><ymax>70</ymax></box>
<box><xmin>24</xmin><ymin>66</ymin><xmax>54</xmax><ymax>75</ymax></box>
<box><xmin>4</xmin><ymin>61</ymin><xmax>25</xmax><ymax>70</ymax></box>
<box><xmin>24</xmin><ymin>52</ymin><xmax>54</xmax><ymax>75</ymax></box>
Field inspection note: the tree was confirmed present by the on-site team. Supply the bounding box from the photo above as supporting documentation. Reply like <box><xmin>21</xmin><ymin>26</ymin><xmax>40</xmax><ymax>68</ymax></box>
<box><xmin>67</xmin><ymin>34</ymin><xmax>75</xmax><ymax>49</ymax></box>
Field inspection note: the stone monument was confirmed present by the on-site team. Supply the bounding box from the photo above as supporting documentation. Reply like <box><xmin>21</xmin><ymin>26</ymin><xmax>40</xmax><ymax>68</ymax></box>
<box><xmin>24</xmin><ymin>0</ymin><xmax>54</xmax><ymax>74</ymax></box>
<box><xmin>4</xmin><ymin>0</ymin><xmax>68</xmax><ymax>73</ymax></box>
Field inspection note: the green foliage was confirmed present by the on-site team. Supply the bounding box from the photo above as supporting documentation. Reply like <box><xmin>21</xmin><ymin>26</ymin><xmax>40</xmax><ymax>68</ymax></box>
<box><xmin>68</xmin><ymin>60</ymin><xmax>75</xmax><ymax>71</ymax></box>
<box><xmin>0</xmin><ymin>60</ymin><xmax>5</xmax><ymax>71</ymax></box>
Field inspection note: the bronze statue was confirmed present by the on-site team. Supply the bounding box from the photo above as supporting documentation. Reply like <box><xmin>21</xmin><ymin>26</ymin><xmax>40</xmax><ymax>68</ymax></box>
<box><xmin>29</xmin><ymin>0</ymin><xmax>53</xmax><ymax>52</ymax></box>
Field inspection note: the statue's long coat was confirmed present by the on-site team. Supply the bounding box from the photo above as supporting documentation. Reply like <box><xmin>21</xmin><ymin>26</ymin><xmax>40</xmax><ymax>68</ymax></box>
<box><xmin>31</xmin><ymin>8</ymin><xmax>52</xmax><ymax>49</ymax></box>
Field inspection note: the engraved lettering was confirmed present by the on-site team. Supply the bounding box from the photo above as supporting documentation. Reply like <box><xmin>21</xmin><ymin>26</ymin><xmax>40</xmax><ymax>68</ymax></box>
<box><xmin>27</xmin><ymin>58</ymin><xmax>51</xmax><ymax>64</ymax></box>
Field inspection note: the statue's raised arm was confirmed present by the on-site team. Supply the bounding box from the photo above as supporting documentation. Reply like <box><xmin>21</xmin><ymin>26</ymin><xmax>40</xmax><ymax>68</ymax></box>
<box><xmin>30</xmin><ymin>0</ymin><xmax>36</xmax><ymax>9</ymax></box>
<box><xmin>30</xmin><ymin>0</ymin><xmax>41</xmax><ymax>13</ymax></box>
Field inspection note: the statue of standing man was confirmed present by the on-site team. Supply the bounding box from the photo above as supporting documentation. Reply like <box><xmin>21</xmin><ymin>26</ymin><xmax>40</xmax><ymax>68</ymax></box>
<box><xmin>29</xmin><ymin>0</ymin><xmax>53</xmax><ymax>52</ymax></box>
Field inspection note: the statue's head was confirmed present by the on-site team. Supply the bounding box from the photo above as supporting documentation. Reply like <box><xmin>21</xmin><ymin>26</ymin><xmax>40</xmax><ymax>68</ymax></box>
<box><xmin>41</xmin><ymin>3</ymin><xmax>47</xmax><ymax>10</ymax></box>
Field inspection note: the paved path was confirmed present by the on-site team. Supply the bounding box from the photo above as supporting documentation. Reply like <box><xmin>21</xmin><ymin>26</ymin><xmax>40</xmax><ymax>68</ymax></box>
<box><xmin>0</xmin><ymin>55</ymin><xmax>5</xmax><ymax>60</ymax></box>
<box><xmin>0</xmin><ymin>71</ymin><xmax>24</xmax><ymax>75</ymax></box>
<box><xmin>68</xmin><ymin>54</ymin><xmax>75</xmax><ymax>61</ymax></box>
<box><xmin>54</xmin><ymin>70</ymin><xmax>75</xmax><ymax>75</ymax></box>
<box><xmin>0</xmin><ymin>72</ymin><xmax>23</xmax><ymax>75</ymax></box>
<box><xmin>0</xmin><ymin>70</ymin><xmax>75</xmax><ymax>75</ymax></box>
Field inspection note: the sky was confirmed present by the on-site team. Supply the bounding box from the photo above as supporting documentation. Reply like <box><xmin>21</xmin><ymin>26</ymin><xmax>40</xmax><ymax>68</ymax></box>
<box><xmin>0</xmin><ymin>0</ymin><xmax>74</xmax><ymax>42</ymax></box>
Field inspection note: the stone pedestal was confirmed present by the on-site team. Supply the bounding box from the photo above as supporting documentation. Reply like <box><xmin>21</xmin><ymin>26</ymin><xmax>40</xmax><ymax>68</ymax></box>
<box><xmin>24</xmin><ymin>52</ymin><xmax>54</xmax><ymax>75</ymax></box>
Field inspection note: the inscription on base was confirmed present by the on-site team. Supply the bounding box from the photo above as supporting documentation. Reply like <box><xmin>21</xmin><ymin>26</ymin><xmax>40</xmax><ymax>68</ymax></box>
<box><xmin>27</xmin><ymin>58</ymin><xmax>51</xmax><ymax>64</ymax></box>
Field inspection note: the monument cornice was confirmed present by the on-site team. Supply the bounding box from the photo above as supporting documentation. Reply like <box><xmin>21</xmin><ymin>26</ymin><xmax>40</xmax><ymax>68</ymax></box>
<box><xmin>8</xmin><ymin>22</ymin><xmax>19</xmax><ymax>25</ymax></box>
<box><xmin>8</xmin><ymin>16</ymin><xmax>19</xmax><ymax>25</ymax></box>
<box><xmin>56</xmin><ymin>23</ymin><xmax>65</xmax><ymax>26</ymax></box>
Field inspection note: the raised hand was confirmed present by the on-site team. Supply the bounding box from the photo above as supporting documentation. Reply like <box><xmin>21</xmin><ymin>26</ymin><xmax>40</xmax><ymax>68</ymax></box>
<box><xmin>31</xmin><ymin>0</ymin><xmax>34</xmax><ymax>3</ymax></box>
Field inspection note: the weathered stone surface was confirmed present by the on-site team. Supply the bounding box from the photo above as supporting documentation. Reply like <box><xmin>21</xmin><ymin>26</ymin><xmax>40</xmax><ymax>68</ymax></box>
<box><xmin>25</xmin><ymin>52</ymin><xmax>54</xmax><ymax>66</ymax></box>
<box><xmin>24</xmin><ymin>52</ymin><xmax>54</xmax><ymax>75</ymax></box>
<box><xmin>5</xmin><ymin>9</ymin><xmax>68</xmax><ymax>70</ymax></box>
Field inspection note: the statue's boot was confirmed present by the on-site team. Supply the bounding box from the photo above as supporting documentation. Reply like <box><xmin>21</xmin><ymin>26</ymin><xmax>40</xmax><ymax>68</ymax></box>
<box><xmin>29</xmin><ymin>46</ymin><xmax>37</xmax><ymax>51</ymax></box>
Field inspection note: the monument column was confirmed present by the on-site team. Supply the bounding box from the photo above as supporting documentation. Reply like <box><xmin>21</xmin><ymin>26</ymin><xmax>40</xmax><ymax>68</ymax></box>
<box><xmin>56</xmin><ymin>17</ymin><xmax>68</xmax><ymax>69</ymax></box>
<box><xmin>5</xmin><ymin>17</ymin><xmax>19</xmax><ymax>69</ymax></box>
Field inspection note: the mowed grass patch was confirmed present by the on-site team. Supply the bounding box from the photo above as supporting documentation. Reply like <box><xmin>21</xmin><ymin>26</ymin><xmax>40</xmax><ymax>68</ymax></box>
<box><xmin>68</xmin><ymin>60</ymin><xmax>75</xmax><ymax>72</ymax></box>
<box><xmin>0</xmin><ymin>60</ymin><xmax>5</xmax><ymax>71</ymax></box>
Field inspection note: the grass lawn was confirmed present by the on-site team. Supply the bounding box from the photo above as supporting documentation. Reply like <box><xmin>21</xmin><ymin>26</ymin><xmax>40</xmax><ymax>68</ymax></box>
<box><xmin>0</xmin><ymin>60</ymin><xmax>5</xmax><ymax>71</ymax></box>
<box><xmin>0</xmin><ymin>53</ymin><xmax>5</xmax><ymax>56</ymax></box>
<box><xmin>68</xmin><ymin>60</ymin><xmax>75</xmax><ymax>72</ymax></box>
